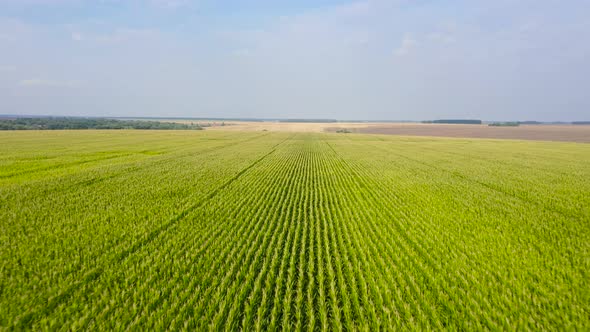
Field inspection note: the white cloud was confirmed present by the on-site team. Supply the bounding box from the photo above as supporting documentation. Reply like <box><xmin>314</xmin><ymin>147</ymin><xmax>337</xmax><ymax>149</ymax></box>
<box><xmin>393</xmin><ymin>35</ymin><xmax>417</xmax><ymax>57</ymax></box>
<box><xmin>2</xmin><ymin>0</ymin><xmax>589</xmax><ymax>120</ymax></box>
<box><xmin>232</xmin><ymin>48</ymin><xmax>252</xmax><ymax>57</ymax></box>
<box><xmin>332</xmin><ymin>1</ymin><xmax>371</xmax><ymax>18</ymax></box>
<box><xmin>18</xmin><ymin>79</ymin><xmax>80</xmax><ymax>88</ymax></box>
<box><xmin>71</xmin><ymin>32</ymin><xmax>83</xmax><ymax>41</ymax></box>
<box><xmin>96</xmin><ymin>28</ymin><xmax>160</xmax><ymax>43</ymax></box>
<box><xmin>0</xmin><ymin>18</ymin><xmax>33</xmax><ymax>41</ymax></box>
<box><xmin>2</xmin><ymin>0</ymin><xmax>78</xmax><ymax>4</ymax></box>
<box><xmin>429</xmin><ymin>32</ymin><xmax>456</xmax><ymax>44</ymax></box>
<box><xmin>149</xmin><ymin>0</ymin><xmax>189</xmax><ymax>9</ymax></box>
<box><xmin>0</xmin><ymin>65</ymin><xmax>16</xmax><ymax>72</ymax></box>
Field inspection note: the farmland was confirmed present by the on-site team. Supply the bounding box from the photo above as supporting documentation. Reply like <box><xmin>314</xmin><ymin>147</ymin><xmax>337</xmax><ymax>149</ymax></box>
<box><xmin>1</xmin><ymin>130</ymin><xmax>589</xmax><ymax>330</ymax></box>
<box><xmin>198</xmin><ymin>120</ymin><xmax>590</xmax><ymax>143</ymax></box>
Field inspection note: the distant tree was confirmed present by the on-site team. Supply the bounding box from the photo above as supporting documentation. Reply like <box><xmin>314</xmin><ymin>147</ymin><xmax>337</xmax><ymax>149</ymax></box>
<box><xmin>489</xmin><ymin>122</ymin><xmax>520</xmax><ymax>127</ymax></box>
<box><xmin>0</xmin><ymin>118</ymin><xmax>204</xmax><ymax>130</ymax></box>
<box><xmin>431</xmin><ymin>119</ymin><xmax>482</xmax><ymax>125</ymax></box>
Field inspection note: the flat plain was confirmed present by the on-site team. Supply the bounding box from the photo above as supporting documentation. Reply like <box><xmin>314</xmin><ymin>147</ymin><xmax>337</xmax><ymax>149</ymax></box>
<box><xmin>198</xmin><ymin>121</ymin><xmax>590</xmax><ymax>143</ymax></box>
<box><xmin>1</xmin><ymin>130</ymin><xmax>589</xmax><ymax>330</ymax></box>
<box><xmin>346</xmin><ymin>123</ymin><xmax>590</xmax><ymax>143</ymax></box>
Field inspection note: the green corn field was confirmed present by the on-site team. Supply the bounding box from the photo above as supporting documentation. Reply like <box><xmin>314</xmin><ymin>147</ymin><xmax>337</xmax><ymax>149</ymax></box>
<box><xmin>1</xmin><ymin>130</ymin><xmax>589</xmax><ymax>330</ymax></box>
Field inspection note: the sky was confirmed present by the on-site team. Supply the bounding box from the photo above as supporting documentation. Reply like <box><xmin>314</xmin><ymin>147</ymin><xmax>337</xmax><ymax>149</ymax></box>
<box><xmin>0</xmin><ymin>0</ymin><xmax>589</xmax><ymax>121</ymax></box>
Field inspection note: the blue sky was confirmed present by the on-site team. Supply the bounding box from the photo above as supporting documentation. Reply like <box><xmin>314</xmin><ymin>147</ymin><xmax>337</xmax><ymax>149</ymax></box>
<box><xmin>1</xmin><ymin>0</ymin><xmax>589</xmax><ymax>120</ymax></box>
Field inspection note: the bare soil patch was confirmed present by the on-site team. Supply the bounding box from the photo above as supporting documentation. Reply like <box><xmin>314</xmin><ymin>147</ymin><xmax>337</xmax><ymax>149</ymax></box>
<box><xmin>206</xmin><ymin>121</ymin><xmax>376</xmax><ymax>132</ymax></box>
<box><xmin>339</xmin><ymin>124</ymin><xmax>590</xmax><ymax>142</ymax></box>
<box><xmin>179</xmin><ymin>120</ymin><xmax>589</xmax><ymax>142</ymax></box>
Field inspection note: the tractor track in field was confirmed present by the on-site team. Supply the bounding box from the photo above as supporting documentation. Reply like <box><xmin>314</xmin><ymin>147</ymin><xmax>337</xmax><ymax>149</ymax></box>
<box><xmin>4</xmin><ymin>132</ymin><xmax>589</xmax><ymax>330</ymax></box>
<box><xmin>12</xmin><ymin>134</ymin><xmax>285</xmax><ymax>330</ymax></box>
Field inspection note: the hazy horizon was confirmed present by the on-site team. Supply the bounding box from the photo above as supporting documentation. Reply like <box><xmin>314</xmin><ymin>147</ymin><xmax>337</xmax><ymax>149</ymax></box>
<box><xmin>1</xmin><ymin>114</ymin><xmax>588</xmax><ymax>123</ymax></box>
<box><xmin>1</xmin><ymin>1</ymin><xmax>589</xmax><ymax>121</ymax></box>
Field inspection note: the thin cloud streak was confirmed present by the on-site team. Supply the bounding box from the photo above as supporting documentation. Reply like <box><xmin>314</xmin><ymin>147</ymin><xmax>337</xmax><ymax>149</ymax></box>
<box><xmin>0</xmin><ymin>66</ymin><xmax>17</xmax><ymax>72</ymax></box>
<box><xmin>18</xmin><ymin>79</ymin><xmax>81</xmax><ymax>88</ymax></box>
<box><xmin>0</xmin><ymin>0</ymin><xmax>589</xmax><ymax>121</ymax></box>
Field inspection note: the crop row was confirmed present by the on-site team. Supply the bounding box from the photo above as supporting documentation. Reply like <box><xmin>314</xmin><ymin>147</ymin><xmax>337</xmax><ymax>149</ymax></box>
<box><xmin>1</xmin><ymin>131</ymin><xmax>589</xmax><ymax>330</ymax></box>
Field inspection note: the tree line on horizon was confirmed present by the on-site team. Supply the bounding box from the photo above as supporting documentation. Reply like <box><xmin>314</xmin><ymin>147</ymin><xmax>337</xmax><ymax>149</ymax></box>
<box><xmin>0</xmin><ymin>117</ymin><xmax>204</xmax><ymax>130</ymax></box>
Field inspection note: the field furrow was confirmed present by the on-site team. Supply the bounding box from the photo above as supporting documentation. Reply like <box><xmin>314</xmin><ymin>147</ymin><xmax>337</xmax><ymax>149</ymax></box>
<box><xmin>1</xmin><ymin>131</ymin><xmax>589</xmax><ymax>330</ymax></box>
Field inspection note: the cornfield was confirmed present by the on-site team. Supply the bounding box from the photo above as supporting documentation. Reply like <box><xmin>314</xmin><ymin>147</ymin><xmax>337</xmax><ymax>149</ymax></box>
<box><xmin>1</xmin><ymin>130</ymin><xmax>589</xmax><ymax>330</ymax></box>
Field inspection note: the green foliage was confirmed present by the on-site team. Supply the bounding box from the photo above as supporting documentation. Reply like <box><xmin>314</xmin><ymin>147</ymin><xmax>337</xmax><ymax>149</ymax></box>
<box><xmin>1</xmin><ymin>131</ymin><xmax>589</xmax><ymax>330</ymax></box>
<box><xmin>488</xmin><ymin>122</ymin><xmax>520</xmax><ymax>127</ymax></box>
<box><xmin>0</xmin><ymin>117</ymin><xmax>203</xmax><ymax>130</ymax></box>
<box><xmin>423</xmin><ymin>119</ymin><xmax>482</xmax><ymax>124</ymax></box>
